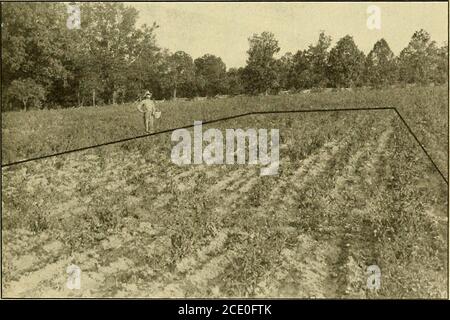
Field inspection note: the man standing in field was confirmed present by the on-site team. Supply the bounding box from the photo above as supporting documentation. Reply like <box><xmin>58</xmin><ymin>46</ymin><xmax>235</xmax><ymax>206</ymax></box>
<box><xmin>137</xmin><ymin>90</ymin><xmax>161</xmax><ymax>132</ymax></box>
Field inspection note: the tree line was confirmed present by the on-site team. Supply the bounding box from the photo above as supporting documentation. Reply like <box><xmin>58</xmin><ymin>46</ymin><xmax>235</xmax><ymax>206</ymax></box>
<box><xmin>1</xmin><ymin>2</ymin><xmax>448</xmax><ymax>111</ymax></box>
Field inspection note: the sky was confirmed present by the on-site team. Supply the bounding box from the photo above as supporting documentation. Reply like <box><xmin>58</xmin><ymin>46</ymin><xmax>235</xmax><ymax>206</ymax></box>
<box><xmin>129</xmin><ymin>2</ymin><xmax>448</xmax><ymax>69</ymax></box>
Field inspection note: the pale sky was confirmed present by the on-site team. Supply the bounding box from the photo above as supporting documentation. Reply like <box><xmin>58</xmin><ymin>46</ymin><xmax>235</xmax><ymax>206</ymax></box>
<box><xmin>129</xmin><ymin>2</ymin><xmax>448</xmax><ymax>69</ymax></box>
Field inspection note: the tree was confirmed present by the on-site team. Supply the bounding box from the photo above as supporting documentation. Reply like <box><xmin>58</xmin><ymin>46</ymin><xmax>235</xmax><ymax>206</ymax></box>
<box><xmin>275</xmin><ymin>52</ymin><xmax>294</xmax><ymax>90</ymax></box>
<box><xmin>328</xmin><ymin>35</ymin><xmax>366</xmax><ymax>88</ymax></box>
<box><xmin>225</xmin><ymin>68</ymin><xmax>245</xmax><ymax>95</ymax></box>
<box><xmin>288</xmin><ymin>32</ymin><xmax>332</xmax><ymax>90</ymax></box>
<box><xmin>289</xmin><ymin>50</ymin><xmax>309</xmax><ymax>89</ymax></box>
<box><xmin>7</xmin><ymin>79</ymin><xmax>47</xmax><ymax>111</ymax></box>
<box><xmin>125</xmin><ymin>28</ymin><xmax>163</xmax><ymax>100</ymax></box>
<box><xmin>433</xmin><ymin>43</ymin><xmax>449</xmax><ymax>84</ymax></box>
<box><xmin>160</xmin><ymin>51</ymin><xmax>195</xmax><ymax>99</ymax></box>
<box><xmin>365</xmin><ymin>39</ymin><xmax>397</xmax><ymax>87</ymax></box>
<box><xmin>398</xmin><ymin>29</ymin><xmax>439</xmax><ymax>85</ymax></box>
<box><xmin>1</xmin><ymin>2</ymin><xmax>71</xmax><ymax>107</ymax></box>
<box><xmin>194</xmin><ymin>54</ymin><xmax>227</xmax><ymax>97</ymax></box>
<box><xmin>77</xmin><ymin>3</ymin><xmax>159</xmax><ymax>105</ymax></box>
<box><xmin>1</xmin><ymin>2</ymin><xmax>161</xmax><ymax>108</ymax></box>
<box><xmin>304</xmin><ymin>31</ymin><xmax>332</xmax><ymax>88</ymax></box>
<box><xmin>243</xmin><ymin>32</ymin><xmax>280</xmax><ymax>94</ymax></box>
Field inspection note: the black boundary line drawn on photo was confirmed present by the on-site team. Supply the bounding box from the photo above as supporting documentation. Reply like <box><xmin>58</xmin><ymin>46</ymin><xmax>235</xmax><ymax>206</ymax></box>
<box><xmin>1</xmin><ymin>106</ymin><xmax>448</xmax><ymax>185</ymax></box>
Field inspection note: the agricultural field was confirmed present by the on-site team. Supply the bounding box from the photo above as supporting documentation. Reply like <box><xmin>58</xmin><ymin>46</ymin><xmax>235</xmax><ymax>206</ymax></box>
<box><xmin>1</xmin><ymin>85</ymin><xmax>448</xmax><ymax>298</ymax></box>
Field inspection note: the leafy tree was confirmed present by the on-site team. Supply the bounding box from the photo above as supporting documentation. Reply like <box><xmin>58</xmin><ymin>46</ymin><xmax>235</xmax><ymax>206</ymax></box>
<box><xmin>275</xmin><ymin>52</ymin><xmax>294</xmax><ymax>90</ymax></box>
<box><xmin>160</xmin><ymin>51</ymin><xmax>195</xmax><ymax>99</ymax></box>
<box><xmin>1</xmin><ymin>2</ymin><xmax>161</xmax><ymax>108</ymax></box>
<box><xmin>7</xmin><ymin>79</ymin><xmax>46</xmax><ymax>111</ymax></box>
<box><xmin>365</xmin><ymin>39</ymin><xmax>397</xmax><ymax>87</ymax></box>
<box><xmin>125</xmin><ymin>29</ymin><xmax>164</xmax><ymax>100</ymax></box>
<box><xmin>433</xmin><ymin>43</ymin><xmax>449</xmax><ymax>84</ymax></box>
<box><xmin>194</xmin><ymin>54</ymin><xmax>227</xmax><ymax>97</ymax></box>
<box><xmin>289</xmin><ymin>50</ymin><xmax>309</xmax><ymax>89</ymax></box>
<box><xmin>328</xmin><ymin>35</ymin><xmax>366</xmax><ymax>88</ymax></box>
<box><xmin>304</xmin><ymin>31</ymin><xmax>332</xmax><ymax>88</ymax></box>
<box><xmin>225</xmin><ymin>68</ymin><xmax>245</xmax><ymax>95</ymax></box>
<box><xmin>1</xmin><ymin>2</ymin><xmax>70</xmax><ymax>108</ymax></box>
<box><xmin>288</xmin><ymin>32</ymin><xmax>332</xmax><ymax>89</ymax></box>
<box><xmin>77</xmin><ymin>3</ymin><xmax>159</xmax><ymax>104</ymax></box>
<box><xmin>243</xmin><ymin>32</ymin><xmax>280</xmax><ymax>94</ymax></box>
<box><xmin>398</xmin><ymin>29</ymin><xmax>439</xmax><ymax>85</ymax></box>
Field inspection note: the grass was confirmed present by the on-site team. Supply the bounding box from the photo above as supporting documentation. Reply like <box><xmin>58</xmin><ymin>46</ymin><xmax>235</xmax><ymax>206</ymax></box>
<box><xmin>2</xmin><ymin>85</ymin><xmax>448</xmax><ymax>177</ymax></box>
